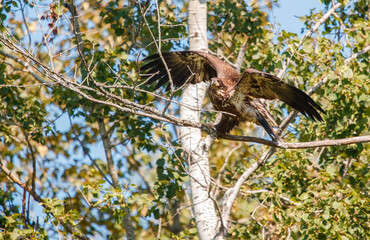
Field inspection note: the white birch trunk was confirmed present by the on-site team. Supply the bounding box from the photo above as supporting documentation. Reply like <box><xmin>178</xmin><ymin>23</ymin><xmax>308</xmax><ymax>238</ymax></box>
<box><xmin>180</xmin><ymin>1</ymin><xmax>223</xmax><ymax>239</ymax></box>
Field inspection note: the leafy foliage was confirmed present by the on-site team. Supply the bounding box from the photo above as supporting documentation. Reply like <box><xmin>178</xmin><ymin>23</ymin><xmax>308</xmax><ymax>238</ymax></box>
<box><xmin>0</xmin><ymin>0</ymin><xmax>368</xmax><ymax>239</ymax></box>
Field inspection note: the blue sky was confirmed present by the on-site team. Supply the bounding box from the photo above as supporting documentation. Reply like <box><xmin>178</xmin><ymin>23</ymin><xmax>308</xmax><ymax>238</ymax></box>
<box><xmin>273</xmin><ymin>0</ymin><xmax>324</xmax><ymax>34</ymax></box>
<box><xmin>9</xmin><ymin>0</ymin><xmax>329</xmax><ymax>238</ymax></box>
<box><xmin>52</xmin><ymin>0</ymin><xmax>328</xmax><ymax>198</ymax></box>
<box><xmin>51</xmin><ymin>0</ymin><xmax>329</xmax><ymax>211</ymax></box>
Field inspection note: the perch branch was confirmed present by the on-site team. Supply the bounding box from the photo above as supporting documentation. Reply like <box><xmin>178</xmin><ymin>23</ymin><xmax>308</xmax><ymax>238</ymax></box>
<box><xmin>220</xmin><ymin>134</ymin><xmax>370</xmax><ymax>149</ymax></box>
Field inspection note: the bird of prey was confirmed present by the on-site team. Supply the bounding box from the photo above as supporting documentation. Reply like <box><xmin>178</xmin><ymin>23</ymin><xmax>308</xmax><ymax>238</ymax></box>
<box><xmin>141</xmin><ymin>51</ymin><xmax>325</xmax><ymax>141</ymax></box>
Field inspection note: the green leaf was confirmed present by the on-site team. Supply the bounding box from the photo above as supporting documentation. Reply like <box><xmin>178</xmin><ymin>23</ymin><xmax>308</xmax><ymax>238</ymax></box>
<box><xmin>153</xmin><ymin>208</ymin><xmax>160</xmax><ymax>219</ymax></box>
<box><xmin>156</xmin><ymin>158</ymin><xmax>165</xmax><ymax>167</ymax></box>
<box><xmin>302</xmin><ymin>40</ymin><xmax>313</xmax><ymax>53</ymax></box>
<box><xmin>0</xmin><ymin>13</ymin><xmax>6</xmax><ymax>21</ymax></box>
<box><xmin>332</xmin><ymin>201</ymin><xmax>342</xmax><ymax>209</ymax></box>
<box><xmin>342</xmin><ymin>66</ymin><xmax>353</xmax><ymax>78</ymax></box>
<box><xmin>318</xmin><ymin>233</ymin><xmax>326</xmax><ymax>239</ymax></box>
<box><xmin>322</xmin><ymin>209</ymin><xmax>330</xmax><ymax>220</ymax></box>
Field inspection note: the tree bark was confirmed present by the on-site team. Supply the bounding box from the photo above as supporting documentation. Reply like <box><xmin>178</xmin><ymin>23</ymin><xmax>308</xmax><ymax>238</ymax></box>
<box><xmin>181</xmin><ymin>1</ymin><xmax>223</xmax><ymax>239</ymax></box>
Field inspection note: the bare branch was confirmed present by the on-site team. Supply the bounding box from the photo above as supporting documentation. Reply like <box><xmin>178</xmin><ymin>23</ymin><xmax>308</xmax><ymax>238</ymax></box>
<box><xmin>97</xmin><ymin>118</ymin><xmax>124</xmax><ymax>184</ymax></box>
<box><xmin>139</xmin><ymin>0</ymin><xmax>177</xmax><ymax>111</ymax></box>
<box><xmin>278</xmin><ymin>3</ymin><xmax>342</xmax><ymax>79</ymax></box>
<box><xmin>212</xmin><ymin>143</ymin><xmax>242</xmax><ymax>198</ymax></box>
<box><xmin>0</xmin><ymin>158</ymin><xmax>89</xmax><ymax>240</ymax></box>
<box><xmin>220</xmin><ymin>134</ymin><xmax>370</xmax><ymax>149</ymax></box>
<box><xmin>0</xmin><ymin>158</ymin><xmax>43</xmax><ymax>203</ymax></box>
<box><xmin>235</xmin><ymin>42</ymin><xmax>247</xmax><ymax>73</ymax></box>
<box><xmin>241</xmin><ymin>189</ymin><xmax>301</xmax><ymax>206</ymax></box>
<box><xmin>68</xmin><ymin>116</ymin><xmax>114</xmax><ymax>186</ymax></box>
<box><xmin>221</xmin><ymin>149</ymin><xmax>276</xmax><ymax>229</ymax></box>
<box><xmin>332</xmin><ymin>11</ymin><xmax>352</xmax><ymax>48</ymax></box>
<box><xmin>32</xmin><ymin>0</ymin><xmax>55</xmax><ymax>69</ymax></box>
<box><xmin>19</xmin><ymin>127</ymin><xmax>37</xmax><ymax>192</ymax></box>
<box><xmin>66</xmin><ymin>0</ymin><xmax>91</xmax><ymax>81</ymax></box>
<box><xmin>344</xmin><ymin>44</ymin><xmax>370</xmax><ymax>65</ymax></box>
<box><xmin>0</xmin><ymin>50</ymin><xmax>46</xmax><ymax>83</ymax></box>
<box><xmin>1</xmin><ymin>30</ymin><xmax>369</xmax><ymax>151</ymax></box>
<box><xmin>0</xmin><ymin>32</ymin><xmax>204</xmax><ymax>129</ymax></box>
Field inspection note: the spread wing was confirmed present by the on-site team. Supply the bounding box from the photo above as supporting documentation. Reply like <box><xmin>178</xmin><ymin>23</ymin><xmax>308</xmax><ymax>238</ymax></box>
<box><xmin>141</xmin><ymin>51</ymin><xmax>235</xmax><ymax>91</ymax></box>
<box><xmin>236</xmin><ymin>69</ymin><xmax>325</xmax><ymax>121</ymax></box>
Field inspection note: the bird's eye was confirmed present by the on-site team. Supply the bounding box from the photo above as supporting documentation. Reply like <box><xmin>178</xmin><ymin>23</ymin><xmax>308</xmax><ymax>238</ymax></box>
<box><xmin>214</xmin><ymin>79</ymin><xmax>223</xmax><ymax>87</ymax></box>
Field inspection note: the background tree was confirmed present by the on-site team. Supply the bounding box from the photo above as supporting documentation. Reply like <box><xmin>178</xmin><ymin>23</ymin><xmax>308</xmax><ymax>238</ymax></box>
<box><xmin>0</xmin><ymin>0</ymin><xmax>369</xmax><ymax>239</ymax></box>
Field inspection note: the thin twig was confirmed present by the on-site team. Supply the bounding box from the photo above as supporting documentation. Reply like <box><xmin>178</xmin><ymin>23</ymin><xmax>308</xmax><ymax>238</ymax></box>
<box><xmin>0</xmin><ymin>158</ymin><xmax>89</xmax><ymax>240</ymax></box>
<box><xmin>66</xmin><ymin>2</ymin><xmax>136</xmax><ymax>239</ymax></box>
<box><xmin>68</xmin><ymin>116</ymin><xmax>113</xmax><ymax>186</ymax></box>
<box><xmin>241</xmin><ymin>189</ymin><xmax>301</xmax><ymax>206</ymax></box>
<box><xmin>277</xmin><ymin>3</ymin><xmax>342</xmax><ymax>79</ymax></box>
<box><xmin>212</xmin><ymin>143</ymin><xmax>242</xmax><ymax>198</ymax></box>
<box><xmin>0</xmin><ymin>50</ymin><xmax>46</xmax><ymax>83</ymax></box>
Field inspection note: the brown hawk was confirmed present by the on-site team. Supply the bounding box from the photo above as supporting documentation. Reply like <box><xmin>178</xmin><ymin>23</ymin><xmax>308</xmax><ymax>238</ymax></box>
<box><xmin>141</xmin><ymin>51</ymin><xmax>325</xmax><ymax>141</ymax></box>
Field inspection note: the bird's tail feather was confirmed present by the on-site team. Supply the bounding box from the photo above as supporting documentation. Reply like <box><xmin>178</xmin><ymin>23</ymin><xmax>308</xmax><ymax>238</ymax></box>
<box><xmin>251</xmin><ymin>99</ymin><xmax>278</xmax><ymax>127</ymax></box>
<box><xmin>254</xmin><ymin>109</ymin><xmax>279</xmax><ymax>142</ymax></box>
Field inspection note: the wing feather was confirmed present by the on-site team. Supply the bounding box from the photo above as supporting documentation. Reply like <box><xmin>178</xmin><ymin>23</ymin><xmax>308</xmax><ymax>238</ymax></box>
<box><xmin>141</xmin><ymin>51</ymin><xmax>217</xmax><ymax>90</ymax></box>
<box><xmin>237</xmin><ymin>69</ymin><xmax>325</xmax><ymax>121</ymax></box>
<box><xmin>141</xmin><ymin>51</ymin><xmax>238</xmax><ymax>91</ymax></box>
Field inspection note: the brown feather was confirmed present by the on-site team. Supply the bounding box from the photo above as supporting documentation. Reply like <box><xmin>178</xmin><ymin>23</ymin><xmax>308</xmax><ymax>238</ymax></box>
<box><xmin>237</xmin><ymin>69</ymin><xmax>325</xmax><ymax>121</ymax></box>
<box><xmin>141</xmin><ymin>51</ymin><xmax>218</xmax><ymax>89</ymax></box>
<box><xmin>141</xmin><ymin>51</ymin><xmax>325</xmax><ymax>141</ymax></box>
<box><xmin>251</xmin><ymin>99</ymin><xmax>278</xmax><ymax>127</ymax></box>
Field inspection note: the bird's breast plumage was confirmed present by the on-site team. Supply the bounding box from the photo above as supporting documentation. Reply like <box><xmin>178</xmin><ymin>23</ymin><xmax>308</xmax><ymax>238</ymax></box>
<box><xmin>230</xmin><ymin>91</ymin><xmax>258</xmax><ymax>123</ymax></box>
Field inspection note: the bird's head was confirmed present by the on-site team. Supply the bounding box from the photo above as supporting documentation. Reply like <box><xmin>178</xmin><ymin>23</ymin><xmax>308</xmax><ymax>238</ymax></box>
<box><xmin>209</xmin><ymin>78</ymin><xmax>229</xmax><ymax>101</ymax></box>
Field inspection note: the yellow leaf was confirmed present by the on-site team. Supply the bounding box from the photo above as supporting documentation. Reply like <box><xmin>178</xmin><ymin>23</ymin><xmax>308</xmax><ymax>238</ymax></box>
<box><xmin>38</xmin><ymin>145</ymin><xmax>48</xmax><ymax>157</ymax></box>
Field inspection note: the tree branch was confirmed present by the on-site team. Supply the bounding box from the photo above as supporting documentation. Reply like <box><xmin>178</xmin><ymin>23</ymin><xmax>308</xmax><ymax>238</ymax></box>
<box><xmin>0</xmin><ymin>50</ymin><xmax>46</xmax><ymax>83</ymax></box>
<box><xmin>235</xmin><ymin>42</ymin><xmax>247</xmax><ymax>73</ymax></box>
<box><xmin>68</xmin><ymin>116</ymin><xmax>114</xmax><ymax>186</ymax></box>
<box><xmin>220</xmin><ymin>134</ymin><xmax>370</xmax><ymax>149</ymax></box>
<box><xmin>0</xmin><ymin>158</ymin><xmax>89</xmax><ymax>240</ymax></box>
<box><xmin>221</xmin><ymin>150</ymin><xmax>275</xmax><ymax>230</ymax></box>
<box><xmin>220</xmin><ymin>2</ymin><xmax>360</xmax><ymax>232</ymax></box>
<box><xmin>241</xmin><ymin>189</ymin><xmax>301</xmax><ymax>206</ymax></box>
<box><xmin>278</xmin><ymin>2</ymin><xmax>342</xmax><ymax>79</ymax></box>
<box><xmin>0</xmin><ymin>32</ymin><xmax>204</xmax><ymax>131</ymax></box>
<box><xmin>1</xmin><ymin>30</ymin><xmax>369</xmax><ymax>151</ymax></box>
<box><xmin>344</xmin><ymin>44</ymin><xmax>370</xmax><ymax>65</ymax></box>
<box><xmin>0</xmin><ymin>158</ymin><xmax>43</xmax><ymax>203</ymax></box>
<box><xmin>66</xmin><ymin>2</ymin><xmax>136</xmax><ymax>239</ymax></box>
